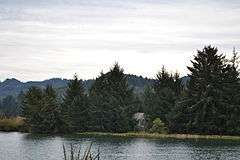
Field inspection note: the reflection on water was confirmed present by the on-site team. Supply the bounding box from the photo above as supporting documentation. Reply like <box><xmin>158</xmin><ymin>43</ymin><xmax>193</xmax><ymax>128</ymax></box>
<box><xmin>0</xmin><ymin>132</ymin><xmax>239</xmax><ymax>160</ymax></box>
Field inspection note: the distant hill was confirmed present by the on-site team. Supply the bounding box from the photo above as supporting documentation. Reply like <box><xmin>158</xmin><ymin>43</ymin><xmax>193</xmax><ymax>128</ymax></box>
<box><xmin>0</xmin><ymin>75</ymin><xmax>158</xmax><ymax>98</ymax></box>
<box><xmin>0</xmin><ymin>75</ymin><xmax>189</xmax><ymax>98</ymax></box>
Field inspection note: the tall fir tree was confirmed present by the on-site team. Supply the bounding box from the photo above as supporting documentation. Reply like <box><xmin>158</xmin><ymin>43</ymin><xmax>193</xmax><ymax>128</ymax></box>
<box><xmin>22</xmin><ymin>86</ymin><xmax>61</xmax><ymax>133</ymax></box>
<box><xmin>41</xmin><ymin>85</ymin><xmax>62</xmax><ymax>133</ymax></box>
<box><xmin>22</xmin><ymin>86</ymin><xmax>44</xmax><ymax>132</ymax></box>
<box><xmin>61</xmin><ymin>74</ymin><xmax>89</xmax><ymax>132</ymax></box>
<box><xmin>169</xmin><ymin>46</ymin><xmax>240</xmax><ymax>135</ymax></box>
<box><xmin>223</xmin><ymin>48</ymin><xmax>240</xmax><ymax>135</ymax></box>
<box><xmin>144</xmin><ymin>66</ymin><xmax>182</xmax><ymax>126</ymax></box>
<box><xmin>89</xmin><ymin>63</ymin><xmax>136</xmax><ymax>132</ymax></box>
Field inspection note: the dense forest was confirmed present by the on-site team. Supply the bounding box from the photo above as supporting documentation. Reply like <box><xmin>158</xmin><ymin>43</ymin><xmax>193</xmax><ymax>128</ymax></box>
<box><xmin>1</xmin><ymin>46</ymin><xmax>240</xmax><ymax>135</ymax></box>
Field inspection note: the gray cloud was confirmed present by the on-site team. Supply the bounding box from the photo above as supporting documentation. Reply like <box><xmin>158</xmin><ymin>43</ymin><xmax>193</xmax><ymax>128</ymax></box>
<box><xmin>0</xmin><ymin>0</ymin><xmax>240</xmax><ymax>81</ymax></box>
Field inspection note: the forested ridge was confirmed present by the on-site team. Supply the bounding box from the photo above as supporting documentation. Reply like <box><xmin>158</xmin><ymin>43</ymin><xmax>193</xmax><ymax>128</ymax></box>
<box><xmin>1</xmin><ymin>46</ymin><xmax>240</xmax><ymax>135</ymax></box>
<box><xmin>0</xmin><ymin>75</ymin><xmax>155</xmax><ymax>97</ymax></box>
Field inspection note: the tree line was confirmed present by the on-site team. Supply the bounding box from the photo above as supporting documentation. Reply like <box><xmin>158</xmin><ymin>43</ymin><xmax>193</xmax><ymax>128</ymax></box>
<box><xmin>3</xmin><ymin>46</ymin><xmax>240</xmax><ymax>135</ymax></box>
<box><xmin>21</xmin><ymin>64</ymin><xmax>140</xmax><ymax>133</ymax></box>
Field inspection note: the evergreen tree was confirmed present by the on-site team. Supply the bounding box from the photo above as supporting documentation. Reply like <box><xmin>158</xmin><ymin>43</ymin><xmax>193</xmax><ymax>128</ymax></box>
<box><xmin>169</xmin><ymin>46</ymin><xmax>240</xmax><ymax>135</ymax></box>
<box><xmin>143</xmin><ymin>85</ymin><xmax>155</xmax><ymax>113</ymax></box>
<box><xmin>61</xmin><ymin>74</ymin><xmax>89</xmax><ymax>132</ymax></box>
<box><xmin>17</xmin><ymin>91</ymin><xmax>25</xmax><ymax>115</ymax></box>
<box><xmin>40</xmin><ymin>85</ymin><xmax>62</xmax><ymax>133</ymax></box>
<box><xmin>144</xmin><ymin>66</ymin><xmax>182</xmax><ymax>126</ymax></box>
<box><xmin>22</xmin><ymin>86</ymin><xmax>44</xmax><ymax>132</ymax></box>
<box><xmin>223</xmin><ymin>48</ymin><xmax>240</xmax><ymax>135</ymax></box>
<box><xmin>22</xmin><ymin>86</ymin><xmax>61</xmax><ymax>133</ymax></box>
<box><xmin>89</xmin><ymin>63</ymin><xmax>136</xmax><ymax>132</ymax></box>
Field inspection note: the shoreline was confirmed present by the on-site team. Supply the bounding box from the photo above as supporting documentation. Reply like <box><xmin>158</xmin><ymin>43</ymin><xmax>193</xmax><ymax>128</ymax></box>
<box><xmin>1</xmin><ymin>130</ymin><xmax>240</xmax><ymax>140</ymax></box>
<box><xmin>77</xmin><ymin>132</ymin><xmax>240</xmax><ymax>140</ymax></box>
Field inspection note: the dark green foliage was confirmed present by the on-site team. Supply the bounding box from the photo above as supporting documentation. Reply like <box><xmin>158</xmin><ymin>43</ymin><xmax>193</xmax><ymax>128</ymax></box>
<box><xmin>144</xmin><ymin>66</ymin><xmax>183</xmax><ymax>126</ymax></box>
<box><xmin>6</xmin><ymin>47</ymin><xmax>240</xmax><ymax>135</ymax></box>
<box><xmin>126</xmin><ymin>74</ymin><xmax>155</xmax><ymax>93</ymax></box>
<box><xmin>22</xmin><ymin>86</ymin><xmax>43</xmax><ymax>132</ymax></box>
<box><xmin>61</xmin><ymin>74</ymin><xmax>89</xmax><ymax>132</ymax></box>
<box><xmin>222</xmin><ymin>48</ymin><xmax>240</xmax><ymax>134</ymax></box>
<box><xmin>41</xmin><ymin>85</ymin><xmax>62</xmax><ymax>133</ymax></box>
<box><xmin>22</xmin><ymin>86</ymin><xmax>61</xmax><ymax>133</ymax></box>
<box><xmin>89</xmin><ymin>63</ymin><xmax>136</xmax><ymax>132</ymax></box>
<box><xmin>170</xmin><ymin>46</ymin><xmax>240</xmax><ymax>135</ymax></box>
<box><xmin>170</xmin><ymin>46</ymin><xmax>227</xmax><ymax>134</ymax></box>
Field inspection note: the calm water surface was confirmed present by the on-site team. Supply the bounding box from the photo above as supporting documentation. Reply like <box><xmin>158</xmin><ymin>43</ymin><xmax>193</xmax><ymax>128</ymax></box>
<box><xmin>0</xmin><ymin>132</ymin><xmax>239</xmax><ymax>160</ymax></box>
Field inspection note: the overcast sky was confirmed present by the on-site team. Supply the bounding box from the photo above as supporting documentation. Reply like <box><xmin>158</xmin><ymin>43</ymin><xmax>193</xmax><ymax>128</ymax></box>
<box><xmin>0</xmin><ymin>0</ymin><xmax>240</xmax><ymax>81</ymax></box>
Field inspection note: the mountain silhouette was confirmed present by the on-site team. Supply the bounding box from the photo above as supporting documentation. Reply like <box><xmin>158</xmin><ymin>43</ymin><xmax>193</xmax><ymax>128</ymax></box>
<box><xmin>0</xmin><ymin>75</ymin><xmax>162</xmax><ymax>98</ymax></box>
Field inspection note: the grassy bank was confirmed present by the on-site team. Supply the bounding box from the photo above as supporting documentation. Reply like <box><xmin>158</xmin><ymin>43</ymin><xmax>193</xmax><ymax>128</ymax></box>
<box><xmin>0</xmin><ymin>119</ymin><xmax>239</xmax><ymax>141</ymax></box>
<box><xmin>0</xmin><ymin>117</ymin><xmax>27</xmax><ymax>132</ymax></box>
<box><xmin>77</xmin><ymin>132</ymin><xmax>240</xmax><ymax>140</ymax></box>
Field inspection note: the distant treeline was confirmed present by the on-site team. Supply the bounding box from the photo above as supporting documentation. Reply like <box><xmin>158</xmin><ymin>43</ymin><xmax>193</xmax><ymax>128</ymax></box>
<box><xmin>0</xmin><ymin>94</ymin><xmax>23</xmax><ymax>118</ymax></box>
<box><xmin>0</xmin><ymin>74</ymin><xmax>156</xmax><ymax>98</ymax></box>
<box><xmin>1</xmin><ymin>46</ymin><xmax>240</xmax><ymax>135</ymax></box>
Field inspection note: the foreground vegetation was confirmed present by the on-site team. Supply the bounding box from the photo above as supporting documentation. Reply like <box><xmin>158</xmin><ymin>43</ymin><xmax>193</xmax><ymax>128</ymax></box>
<box><xmin>63</xmin><ymin>143</ymin><xmax>100</xmax><ymax>160</ymax></box>
<box><xmin>1</xmin><ymin>46</ymin><xmax>240</xmax><ymax>136</ymax></box>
